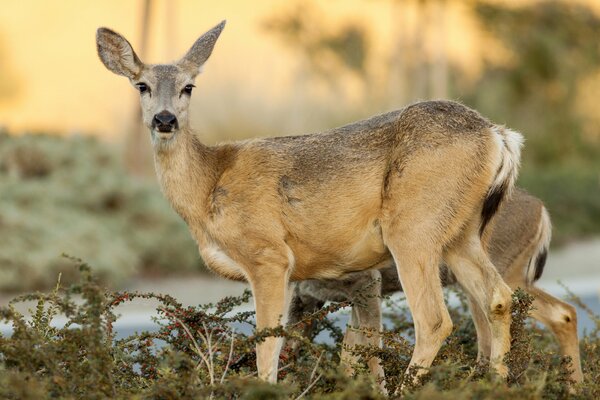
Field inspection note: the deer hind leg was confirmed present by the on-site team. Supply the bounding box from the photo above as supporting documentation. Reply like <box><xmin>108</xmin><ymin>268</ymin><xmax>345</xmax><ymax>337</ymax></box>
<box><xmin>444</xmin><ymin>230</ymin><xmax>513</xmax><ymax>378</ymax></box>
<box><xmin>465</xmin><ymin>293</ymin><xmax>493</xmax><ymax>362</ymax></box>
<box><xmin>525</xmin><ymin>286</ymin><xmax>583</xmax><ymax>383</ymax></box>
<box><xmin>340</xmin><ymin>270</ymin><xmax>386</xmax><ymax>391</ymax></box>
<box><xmin>287</xmin><ymin>283</ymin><xmax>325</xmax><ymax>354</ymax></box>
<box><xmin>384</xmin><ymin>240</ymin><xmax>453</xmax><ymax>383</ymax></box>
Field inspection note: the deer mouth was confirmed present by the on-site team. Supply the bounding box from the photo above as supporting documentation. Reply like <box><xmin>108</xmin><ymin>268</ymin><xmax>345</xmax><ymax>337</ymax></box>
<box><xmin>156</xmin><ymin>131</ymin><xmax>176</xmax><ymax>140</ymax></box>
<box><xmin>152</xmin><ymin>127</ymin><xmax>177</xmax><ymax>141</ymax></box>
<box><xmin>156</xmin><ymin>125</ymin><xmax>174</xmax><ymax>133</ymax></box>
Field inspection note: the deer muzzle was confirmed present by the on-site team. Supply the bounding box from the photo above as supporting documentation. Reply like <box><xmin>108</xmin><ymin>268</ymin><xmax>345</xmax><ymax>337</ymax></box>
<box><xmin>152</xmin><ymin>111</ymin><xmax>179</xmax><ymax>134</ymax></box>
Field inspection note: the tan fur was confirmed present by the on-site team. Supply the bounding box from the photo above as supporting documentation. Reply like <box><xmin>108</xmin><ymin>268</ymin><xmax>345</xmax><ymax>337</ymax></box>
<box><xmin>96</xmin><ymin>21</ymin><xmax>523</xmax><ymax>383</ymax></box>
<box><xmin>293</xmin><ymin>189</ymin><xmax>583</xmax><ymax>386</ymax></box>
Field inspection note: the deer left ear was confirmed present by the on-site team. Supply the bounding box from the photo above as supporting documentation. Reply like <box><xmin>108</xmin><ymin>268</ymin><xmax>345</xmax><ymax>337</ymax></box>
<box><xmin>96</xmin><ymin>27</ymin><xmax>143</xmax><ymax>79</ymax></box>
<box><xmin>178</xmin><ymin>20</ymin><xmax>226</xmax><ymax>74</ymax></box>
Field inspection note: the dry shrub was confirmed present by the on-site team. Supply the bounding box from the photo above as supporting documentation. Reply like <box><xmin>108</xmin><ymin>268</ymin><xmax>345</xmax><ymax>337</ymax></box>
<box><xmin>1</xmin><ymin>262</ymin><xmax>597</xmax><ymax>399</ymax></box>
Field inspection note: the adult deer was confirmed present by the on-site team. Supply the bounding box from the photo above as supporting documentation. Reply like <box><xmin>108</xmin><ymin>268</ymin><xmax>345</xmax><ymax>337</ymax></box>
<box><xmin>291</xmin><ymin>189</ymin><xmax>583</xmax><ymax>386</ymax></box>
<box><xmin>96</xmin><ymin>21</ymin><xmax>523</xmax><ymax>383</ymax></box>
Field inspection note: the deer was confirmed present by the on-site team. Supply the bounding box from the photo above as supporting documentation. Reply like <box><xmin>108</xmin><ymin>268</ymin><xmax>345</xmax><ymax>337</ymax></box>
<box><xmin>96</xmin><ymin>21</ymin><xmax>524</xmax><ymax>385</ymax></box>
<box><xmin>290</xmin><ymin>188</ymin><xmax>583</xmax><ymax>388</ymax></box>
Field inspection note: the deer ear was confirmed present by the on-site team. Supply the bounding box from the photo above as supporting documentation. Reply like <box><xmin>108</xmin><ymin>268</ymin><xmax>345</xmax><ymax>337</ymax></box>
<box><xmin>178</xmin><ymin>20</ymin><xmax>226</xmax><ymax>73</ymax></box>
<box><xmin>96</xmin><ymin>27</ymin><xmax>143</xmax><ymax>79</ymax></box>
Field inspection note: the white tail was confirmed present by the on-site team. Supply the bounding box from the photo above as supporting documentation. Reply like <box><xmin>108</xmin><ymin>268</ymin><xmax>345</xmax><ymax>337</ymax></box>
<box><xmin>481</xmin><ymin>126</ymin><xmax>524</xmax><ymax>235</ymax></box>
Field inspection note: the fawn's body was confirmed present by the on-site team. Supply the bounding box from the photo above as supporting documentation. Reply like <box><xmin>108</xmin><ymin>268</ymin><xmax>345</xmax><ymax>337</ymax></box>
<box><xmin>97</xmin><ymin>22</ymin><xmax>523</xmax><ymax>384</ymax></box>
<box><xmin>291</xmin><ymin>188</ymin><xmax>583</xmax><ymax>386</ymax></box>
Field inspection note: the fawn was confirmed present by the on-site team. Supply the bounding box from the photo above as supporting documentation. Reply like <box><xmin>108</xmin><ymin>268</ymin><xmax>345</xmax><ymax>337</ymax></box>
<box><xmin>97</xmin><ymin>21</ymin><xmax>523</xmax><ymax>383</ymax></box>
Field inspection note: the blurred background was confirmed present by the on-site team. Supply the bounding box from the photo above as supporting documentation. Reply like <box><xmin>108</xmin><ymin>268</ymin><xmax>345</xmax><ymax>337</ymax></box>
<box><xmin>0</xmin><ymin>0</ymin><xmax>598</xmax><ymax>306</ymax></box>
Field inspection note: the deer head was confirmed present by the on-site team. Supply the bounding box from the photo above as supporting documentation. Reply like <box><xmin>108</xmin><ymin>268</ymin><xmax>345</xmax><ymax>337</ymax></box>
<box><xmin>96</xmin><ymin>21</ymin><xmax>225</xmax><ymax>144</ymax></box>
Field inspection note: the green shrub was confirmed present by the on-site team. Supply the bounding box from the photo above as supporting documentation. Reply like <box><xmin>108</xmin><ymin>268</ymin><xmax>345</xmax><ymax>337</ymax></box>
<box><xmin>0</xmin><ymin>262</ymin><xmax>597</xmax><ymax>399</ymax></box>
<box><xmin>519</xmin><ymin>164</ymin><xmax>600</xmax><ymax>245</ymax></box>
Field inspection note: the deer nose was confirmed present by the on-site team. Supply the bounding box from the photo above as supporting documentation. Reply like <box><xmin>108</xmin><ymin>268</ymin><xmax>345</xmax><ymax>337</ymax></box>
<box><xmin>152</xmin><ymin>111</ymin><xmax>178</xmax><ymax>132</ymax></box>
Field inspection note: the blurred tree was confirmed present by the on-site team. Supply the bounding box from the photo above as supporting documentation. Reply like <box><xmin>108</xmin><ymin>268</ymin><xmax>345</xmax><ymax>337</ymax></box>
<box><xmin>263</xmin><ymin>0</ymin><xmax>450</xmax><ymax>109</ymax></box>
<box><xmin>125</xmin><ymin>0</ymin><xmax>155</xmax><ymax>177</ymax></box>
<box><xmin>388</xmin><ymin>0</ymin><xmax>449</xmax><ymax>103</ymax></box>
<box><xmin>462</xmin><ymin>0</ymin><xmax>600</xmax><ymax>166</ymax></box>
<box><xmin>263</xmin><ymin>3</ymin><xmax>369</xmax><ymax>81</ymax></box>
<box><xmin>262</xmin><ymin>2</ymin><xmax>373</xmax><ymax>130</ymax></box>
<box><xmin>0</xmin><ymin>36</ymin><xmax>19</xmax><ymax>103</ymax></box>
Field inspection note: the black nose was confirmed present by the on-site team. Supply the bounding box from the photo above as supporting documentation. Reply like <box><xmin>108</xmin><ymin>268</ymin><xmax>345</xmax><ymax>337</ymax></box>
<box><xmin>152</xmin><ymin>111</ymin><xmax>178</xmax><ymax>132</ymax></box>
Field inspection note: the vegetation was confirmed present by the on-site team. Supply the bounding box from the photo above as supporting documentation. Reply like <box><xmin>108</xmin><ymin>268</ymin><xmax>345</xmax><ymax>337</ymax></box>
<box><xmin>0</xmin><ymin>132</ymin><xmax>202</xmax><ymax>292</ymax></box>
<box><xmin>466</xmin><ymin>0</ymin><xmax>600</xmax><ymax>167</ymax></box>
<box><xmin>0</xmin><ymin>262</ymin><xmax>598</xmax><ymax>399</ymax></box>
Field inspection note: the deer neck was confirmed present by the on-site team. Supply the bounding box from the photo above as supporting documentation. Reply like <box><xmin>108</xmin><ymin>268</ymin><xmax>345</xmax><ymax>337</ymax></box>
<box><xmin>152</xmin><ymin>128</ymin><xmax>217</xmax><ymax>224</ymax></box>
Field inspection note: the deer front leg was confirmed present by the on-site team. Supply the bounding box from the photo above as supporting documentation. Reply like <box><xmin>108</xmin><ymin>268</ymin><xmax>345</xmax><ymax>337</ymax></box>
<box><xmin>248</xmin><ymin>264</ymin><xmax>292</xmax><ymax>383</ymax></box>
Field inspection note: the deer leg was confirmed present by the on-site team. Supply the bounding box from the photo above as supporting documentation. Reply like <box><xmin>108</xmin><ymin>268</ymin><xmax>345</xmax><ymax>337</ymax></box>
<box><xmin>465</xmin><ymin>293</ymin><xmax>492</xmax><ymax>362</ymax></box>
<box><xmin>340</xmin><ymin>271</ymin><xmax>386</xmax><ymax>391</ymax></box>
<box><xmin>341</xmin><ymin>306</ymin><xmax>361</xmax><ymax>373</ymax></box>
<box><xmin>526</xmin><ymin>286</ymin><xmax>583</xmax><ymax>383</ymax></box>
<box><xmin>248</xmin><ymin>265</ymin><xmax>291</xmax><ymax>383</ymax></box>
<box><xmin>386</xmin><ymin>244</ymin><xmax>453</xmax><ymax>383</ymax></box>
<box><xmin>445</xmin><ymin>235</ymin><xmax>512</xmax><ymax>379</ymax></box>
<box><xmin>286</xmin><ymin>283</ymin><xmax>325</xmax><ymax>355</ymax></box>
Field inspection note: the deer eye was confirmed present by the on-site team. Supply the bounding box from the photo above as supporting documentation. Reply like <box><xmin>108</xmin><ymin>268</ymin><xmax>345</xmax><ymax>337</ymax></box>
<box><xmin>135</xmin><ymin>82</ymin><xmax>150</xmax><ymax>94</ymax></box>
<box><xmin>182</xmin><ymin>84</ymin><xmax>195</xmax><ymax>95</ymax></box>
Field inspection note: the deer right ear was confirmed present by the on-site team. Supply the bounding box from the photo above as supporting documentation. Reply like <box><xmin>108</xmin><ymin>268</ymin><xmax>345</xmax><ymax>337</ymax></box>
<box><xmin>96</xmin><ymin>27</ymin><xmax>143</xmax><ymax>79</ymax></box>
<box><xmin>178</xmin><ymin>20</ymin><xmax>226</xmax><ymax>74</ymax></box>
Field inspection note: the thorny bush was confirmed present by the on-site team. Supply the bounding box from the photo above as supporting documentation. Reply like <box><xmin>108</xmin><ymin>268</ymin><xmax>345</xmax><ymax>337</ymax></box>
<box><xmin>0</xmin><ymin>259</ymin><xmax>598</xmax><ymax>399</ymax></box>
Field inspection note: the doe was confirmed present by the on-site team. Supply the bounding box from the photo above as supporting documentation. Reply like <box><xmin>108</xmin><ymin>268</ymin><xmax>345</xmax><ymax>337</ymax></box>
<box><xmin>96</xmin><ymin>21</ymin><xmax>523</xmax><ymax>383</ymax></box>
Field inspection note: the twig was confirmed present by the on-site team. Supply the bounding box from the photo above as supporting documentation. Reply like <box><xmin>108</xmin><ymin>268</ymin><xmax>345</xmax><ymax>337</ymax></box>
<box><xmin>295</xmin><ymin>373</ymin><xmax>323</xmax><ymax>400</ymax></box>
<box><xmin>170</xmin><ymin>314</ymin><xmax>213</xmax><ymax>385</ymax></box>
<box><xmin>203</xmin><ymin>322</ymin><xmax>216</xmax><ymax>385</ymax></box>
<box><xmin>295</xmin><ymin>351</ymin><xmax>324</xmax><ymax>400</ymax></box>
<box><xmin>242</xmin><ymin>362</ymin><xmax>293</xmax><ymax>378</ymax></box>
<box><xmin>220</xmin><ymin>330</ymin><xmax>236</xmax><ymax>384</ymax></box>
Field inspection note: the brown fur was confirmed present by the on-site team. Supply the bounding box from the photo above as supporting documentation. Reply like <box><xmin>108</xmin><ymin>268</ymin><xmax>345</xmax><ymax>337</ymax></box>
<box><xmin>96</xmin><ymin>21</ymin><xmax>523</xmax><ymax>384</ymax></box>
<box><xmin>292</xmin><ymin>189</ymin><xmax>583</xmax><ymax>386</ymax></box>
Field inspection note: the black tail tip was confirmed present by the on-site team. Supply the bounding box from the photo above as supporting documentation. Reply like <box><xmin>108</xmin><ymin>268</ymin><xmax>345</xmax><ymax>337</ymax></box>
<box><xmin>479</xmin><ymin>184</ymin><xmax>507</xmax><ymax>236</ymax></box>
<box><xmin>533</xmin><ymin>248</ymin><xmax>548</xmax><ymax>282</ymax></box>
